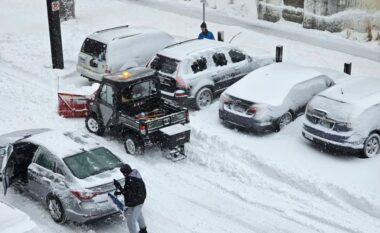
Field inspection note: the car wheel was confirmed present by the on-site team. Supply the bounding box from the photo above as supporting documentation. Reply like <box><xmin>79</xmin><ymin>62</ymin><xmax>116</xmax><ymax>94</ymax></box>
<box><xmin>363</xmin><ymin>133</ymin><xmax>380</xmax><ymax>158</ymax></box>
<box><xmin>47</xmin><ymin>195</ymin><xmax>66</xmax><ymax>224</ymax></box>
<box><xmin>85</xmin><ymin>114</ymin><xmax>105</xmax><ymax>136</ymax></box>
<box><xmin>276</xmin><ymin>112</ymin><xmax>293</xmax><ymax>131</ymax></box>
<box><xmin>195</xmin><ymin>87</ymin><xmax>213</xmax><ymax>110</ymax></box>
<box><xmin>124</xmin><ymin>134</ymin><xmax>144</xmax><ymax>155</ymax></box>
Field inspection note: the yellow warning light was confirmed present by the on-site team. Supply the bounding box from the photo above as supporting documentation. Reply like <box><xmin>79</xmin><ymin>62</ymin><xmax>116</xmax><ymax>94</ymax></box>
<box><xmin>122</xmin><ymin>71</ymin><xmax>130</xmax><ymax>78</ymax></box>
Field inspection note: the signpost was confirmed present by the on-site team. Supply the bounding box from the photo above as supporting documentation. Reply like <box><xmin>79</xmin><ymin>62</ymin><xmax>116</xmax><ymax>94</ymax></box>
<box><xmin>203</xmin><ymin>0</ymin><xmax>206</xmax><ymax>22</ymax></box>
<box><xmin>46</xmin><ymin>0</ymin><xmax>64</xmax><ymax>69</ymax></box>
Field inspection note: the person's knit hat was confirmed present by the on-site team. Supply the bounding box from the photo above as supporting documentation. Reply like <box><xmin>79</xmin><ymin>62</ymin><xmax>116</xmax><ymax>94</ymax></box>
<box><xmin>120</xmin><ymin>164</ymin><xmax>132</xmax><ymax>175</ymax></box>
<box><xmin>200</xmin><ymin>22</ymin><xmax>207</xmax><ymax>29</ymax></box>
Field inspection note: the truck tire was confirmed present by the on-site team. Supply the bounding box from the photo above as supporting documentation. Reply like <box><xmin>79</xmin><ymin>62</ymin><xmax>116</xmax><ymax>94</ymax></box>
<box><xmin>124</xmin><ymin>134</ymin><xmax>144</xmax><ymax>155</ymax></box>
<box><xmin>85</xmin><ymin>114</ymin><xmax>105</xmax><ymax>136</ymax></box>
<box><xmin>195</xmin><ymin>87</ymin><xmax>213</xmax><ymax>110</ymax></box>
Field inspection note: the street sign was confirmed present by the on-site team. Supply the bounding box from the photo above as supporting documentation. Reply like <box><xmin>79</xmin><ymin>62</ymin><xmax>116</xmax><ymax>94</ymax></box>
<box><xmin>52</xmin><ymin>1</ymin><xmax>60</xmax><ymax>12</ymax></box>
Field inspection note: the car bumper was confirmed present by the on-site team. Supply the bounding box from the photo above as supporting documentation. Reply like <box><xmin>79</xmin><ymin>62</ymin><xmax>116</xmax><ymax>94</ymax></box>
<box><xmin>219</xmin><ymin>109</ymin><xmax>276</xmax><ymax>132</ymax></box>
<box><xmin>302</xmin><ymin>123</ymin><xmax>365</xmax><ymax>150</ymax></box>
<box><xmin>77</xmin><ymin>65</ymin><xmax>103</xmax><ymax>82</ymax></box>
<box><xmin>160</xmin><ymin>90</ymin><xmax>194</xmax><ymax>108</ymax></box>
<box><xmin>65</xmin><ymin>196</ymin><xmax>120</xmax><ymax>223</ymax></box>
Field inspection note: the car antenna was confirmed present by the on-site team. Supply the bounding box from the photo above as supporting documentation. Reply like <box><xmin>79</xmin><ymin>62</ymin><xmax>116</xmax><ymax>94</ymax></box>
<box><xmin>229</xmin><ymin>32</ymin><xmax>242</xmax><ymax>44</ymax></box>
<box><xmin>340</xmin><ymin>88</ymin><xmax>344</xmax><ymax>95</ymax></box>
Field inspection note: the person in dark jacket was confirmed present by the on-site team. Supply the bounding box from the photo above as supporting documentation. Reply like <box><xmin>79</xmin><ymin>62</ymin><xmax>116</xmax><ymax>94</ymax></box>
<box><xmin>198</xmin><ymin>22</ymin><xmax>215</xmax><ymax>40</ymax></box>
<box><xmin>115</xmin><ymin>164</ymin><xmax>147</xmax><ymax>233</ymax></box>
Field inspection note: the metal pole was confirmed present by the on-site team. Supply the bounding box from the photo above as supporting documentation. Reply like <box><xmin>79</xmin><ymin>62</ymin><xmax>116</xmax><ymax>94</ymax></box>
<box><xmin>203</xmin><ymin>1</ymin><xmax>206</xmax><ymax>22</ymax></box>
<box><xmin>276</xmin><ymin>45</ymin><xmax>283</xmax><ymax>63</ymax></box>
<box><xmin>218</xmin><ymin>31</ymin><xmax>224</xmax><ymax>42</ymax></box>
<box><xmin>344</xmin><ymin>62</ymin><xmax>352</xmax><ymax>75</ymax></box>
<box><xmin>46</xmin><ymin>0</ymin><xmax>64</xmax><ymax>69</ymax></box>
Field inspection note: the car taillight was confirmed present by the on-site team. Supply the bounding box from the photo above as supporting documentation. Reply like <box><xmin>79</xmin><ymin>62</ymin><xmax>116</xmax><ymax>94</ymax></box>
<box><xmin>139</xmin><ymin>124</ymin><xmax>147</xmax><ymax>135</ymax></box>
<box><xmin>185</xmin><ymin>110</ymin><xmax>190</xmax><ymax>122</ymax></box>
<box><xmin>220</xmin><ymin>93</ymin><xmax>232</xmax><ymax>104</ymax></box>
<box><xmin>174</xmin><ymin>90</ymin><xmax>187</xmax><ymax>98</ymax></box>
<box><xmin>105</xmin><ymin>65</ymin><xmax>111</xmax><ymax>74</ymax></box>
<box><xmin>247</xmin><ymin>106</ymin><xmax>257</xmax><ymax>116</ymax></box>
<box><xmin>71</xmin><ymin>191</ymin><xmax>98</xmax><ymax>200</ymax></box>
<box><xmin>175</xmin><ymin>74</ymin><xmax>187</xmax><ymax>89</ymax></box>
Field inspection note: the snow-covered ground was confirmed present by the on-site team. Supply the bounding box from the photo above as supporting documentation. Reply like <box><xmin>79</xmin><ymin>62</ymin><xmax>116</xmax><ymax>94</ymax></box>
<box><xmin>0</xmin><ymin>201</ymin><xmax>41</xmax><ymax>233</ymax></box>
<box><xmin>1</xmin><ymin>0</ymin><xmax>380</xmax><ymax>232</ymax></box>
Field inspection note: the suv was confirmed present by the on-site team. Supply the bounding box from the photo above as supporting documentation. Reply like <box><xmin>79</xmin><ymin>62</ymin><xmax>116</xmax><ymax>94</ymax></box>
<box><xmin>148</xmin><ymin>39</ymin><xmax>273</xmax><ymax>109</ymax></box>
<box><xmin>77</xmin><ymin>25</ymin><xmax>176</xmax><ymax>81</ymax></box>
<box><xmin>85</xmin><ymin>67</ymin><xmax>190</xmax><ymax>160</ymax></box>
<box><xmin>302</xmin><ymin>77</ymin><xmax>380</xmax><ymax>158</ymax></box>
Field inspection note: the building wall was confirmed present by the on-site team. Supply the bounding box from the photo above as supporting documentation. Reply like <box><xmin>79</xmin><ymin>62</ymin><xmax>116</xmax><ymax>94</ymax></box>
<box><xmin>257</xmin><ymin>0</ymin><xmax>380</xmax><ymax>32</ymax></box>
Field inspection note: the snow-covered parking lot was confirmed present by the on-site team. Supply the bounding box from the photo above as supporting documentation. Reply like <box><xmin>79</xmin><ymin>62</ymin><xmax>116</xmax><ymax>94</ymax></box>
<box><xmin>1</xmin><ymin>0</ymin><xmax>380</xmax><ymax>232</ymax></box>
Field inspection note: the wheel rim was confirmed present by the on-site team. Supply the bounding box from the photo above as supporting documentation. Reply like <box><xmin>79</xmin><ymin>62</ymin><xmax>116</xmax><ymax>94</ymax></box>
<box><xmin>197</xmin><ymin>90</ymin><xmax>212</xmax><ymax>108</ymax></box>
<box><xmin>48</xmin><ymin>199</ymin><xmax>62</xmax><ymax>220</ymax></box>
<box><xmin>87</xmin><ymin>118</ymin><xmax>99</xmax><ymax>132</ymax></box>
<box><xmin>279</xmin><ymin>112</ymin><xmax>292</xmax><ymax>130</ymax></box>
<box><xmin>126</xmin><ymin>139</ymin><xmax>136</xmax><ymax>154</ymax></box>
<box><xmin>365</xmin><ymin>136</ymin><xmax>379</xmax><ymax>157</ymax></box>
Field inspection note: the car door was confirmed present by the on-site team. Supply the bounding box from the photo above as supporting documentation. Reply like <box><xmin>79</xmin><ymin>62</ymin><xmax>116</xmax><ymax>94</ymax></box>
<box><xmin>211</xmin><ymin>51</ymin><xmax>233</xmax><ymax>92</ymax></box>
<box><xmin>227</xmin><ymin>48</ymin><xmax>253</xmax><ymax>82</ymax></box>
<box><xmin>97</xmin><ymin>84</ymin><xmax>115</xmax><ymax>127</ymax></box>
<box><xmin>28</xmin><ymin>147</ymin><xmax>57</xmax><ymax>200</ymax></box>
<box><xmin>2</xmin><ymin>144</ymin><xmax>14</xmax><ymax>195</ymax></box>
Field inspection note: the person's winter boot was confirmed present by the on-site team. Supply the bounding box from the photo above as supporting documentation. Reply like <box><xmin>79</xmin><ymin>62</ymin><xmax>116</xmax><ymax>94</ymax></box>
<box><xmin>139</xmin><ymin>227</ymin><xmax>148</xmax><ymax>233</ymax></box>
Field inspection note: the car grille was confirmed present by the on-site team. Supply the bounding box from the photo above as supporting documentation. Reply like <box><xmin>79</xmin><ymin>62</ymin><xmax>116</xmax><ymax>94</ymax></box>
<box><xmin>305</xmin><ymin>113</ymin><xmax>335</xmax><ymax>129</ymax></box>
<box><xmin>303</xmin><ymin>125</ymin><xmax>349</xmax><ymax>143</ymax></box>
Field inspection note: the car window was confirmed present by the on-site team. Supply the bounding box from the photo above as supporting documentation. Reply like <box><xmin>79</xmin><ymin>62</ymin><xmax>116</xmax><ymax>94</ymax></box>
<box><xmin>0</xmin><ymin>147</ymin><xmax>5</xmax><ymax>157</ymax></box>
<box><xmin>229</xmin><ymin>49</ymin><xmax>246</xmax><ymax>63</ymax></box>
<box><xmin>100</xmin><ymin>85</ymin><xmax>114</xmax><ymax>105</ymax></box>
<box><xmin>35</xmin><ymin>148</ymin><xmax>54</xmax><ymax>171</ymax></box>
<box><xmin>212</xmin><ymin>53</ymin><xmax>228</xmax><ymax>67</ymax></box>
<box><xmin>63</xmin><ymin>147</ymin><xmax>123</xmax><ymax>179</ymax></box>
<box><xmin>149</xmin><ymin>55</ymin><xmax>179</xmax><ymax>74</ymax></box>
<box><xmin>121</xmin><ymin>80</ymin><xmax>157</xmax><ymax>103</ymax></box>
<box><xmin>191</xmin><ymin>57</ymin><xmax>208</xmax><ymax>74</ymax></box>
<box><xmin>55</xmin><ymin>164</ymin><xmax>65</xmax><ymax>176</ymax></box>
<box><xmin>81</xmin><ymin>38</ymin><xmax>107</xmax><ymax>59</ymax></box>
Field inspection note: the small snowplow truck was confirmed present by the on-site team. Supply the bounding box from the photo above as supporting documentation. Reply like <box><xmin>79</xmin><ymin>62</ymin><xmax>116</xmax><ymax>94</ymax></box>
<box><xmin>85</xmin><ymin>67</ymin><xmax>190</xmax><ymax>160</ymax></box>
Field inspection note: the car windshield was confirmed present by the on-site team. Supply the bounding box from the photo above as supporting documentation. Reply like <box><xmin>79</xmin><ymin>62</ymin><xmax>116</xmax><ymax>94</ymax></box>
<box><xmin>150</xmin><ymin>55</ymin><xmax>179</xmax><ymax>74</ymax></box>
<box><xmin>63</xmin><ymin>147</ymin><xmax>123</xmax><ymax>179</ymax></box>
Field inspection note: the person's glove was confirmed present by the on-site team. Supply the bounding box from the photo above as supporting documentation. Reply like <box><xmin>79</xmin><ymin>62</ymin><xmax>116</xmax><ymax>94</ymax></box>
<box><xmin>113</xmin><ymin>179</ymin><xmax>122</xmax><ymax>190</ymax></box>
<box><xmin>114</xmin><ymin>191</ymin><xmax>121</xmax><ymax>196</ymax></box>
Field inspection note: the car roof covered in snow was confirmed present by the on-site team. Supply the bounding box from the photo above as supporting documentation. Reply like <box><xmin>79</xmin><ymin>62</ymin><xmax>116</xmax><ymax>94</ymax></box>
<box><xmin>89</xmin><ymin>25</ymin><xmax>170</xmax><ymax>44</ymax></box>
<box><xmin>317</xmin><ymin>76</ymin><xmax>380</xmax><ymax>108</ymax></box>
<box><xmin>103</xmin><ymin>67</ymin><xmax>156</xmax><ymax>86</ymax></box>
<box><xmin>0</xmin><ymin>128</ymin><xmax>50</xmax><ymax>147</ymax></box>
<box><xmin>22</xmin><ymin>130</ymin><xmax>102</xmax><ymax>159</ymax></box>
<box><xmin>225</xmin><ymin>63</ymin><xmax>337</xmax><ymax>106</ymax></box>
<box><xmin>157</xmin><ymin>39</ymin><xmax>232</xmax><ymax>60</ymax></box>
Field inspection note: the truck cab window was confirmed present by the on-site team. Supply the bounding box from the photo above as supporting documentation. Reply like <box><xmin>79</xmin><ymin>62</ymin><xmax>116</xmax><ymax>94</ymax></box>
<box><xmin>212</xmin><ymin>53</ymin><xmax>228</xmax><ymax>67</ymax></box>
<box><xmin>100</xmin><ymin>85</ymin><xmax>114</xmax><ymax>105</ymax></box>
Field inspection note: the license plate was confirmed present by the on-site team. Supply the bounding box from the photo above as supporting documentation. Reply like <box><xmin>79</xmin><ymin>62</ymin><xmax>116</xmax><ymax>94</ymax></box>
<box><xmin>304</xmin><ymin>133</ymin><xmax>314</xmax><ymax>141</ymax></box>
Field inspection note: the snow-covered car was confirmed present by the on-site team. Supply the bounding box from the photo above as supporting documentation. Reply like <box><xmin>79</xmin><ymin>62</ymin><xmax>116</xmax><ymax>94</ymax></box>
<box><xmin>77</xmin><ymin>25</ymin><xmax>176</xmax><ymax>81</ymax></box>
<box><xmin>1</xmin><ymin>129</ymin><xmax>125</xmax><ymax>224</ymax></box>
<box><xmin>0</xmin><ymin>201</ymin><xmax>42</xmax><ymax>233</ymax></box>
<box><xmin>219</xmin><ymin>63</ymin><xmax>348</xmax><ymax>132</ymax></box>
<box><xmin>147</xmin><ymin>39</ymin><xmax>273</xmax><ymax>110</ymax></box>
<box><xmin>302</xmin><ymin>77</ymin><xmax>380</xmax><ymax>158</ymax></box>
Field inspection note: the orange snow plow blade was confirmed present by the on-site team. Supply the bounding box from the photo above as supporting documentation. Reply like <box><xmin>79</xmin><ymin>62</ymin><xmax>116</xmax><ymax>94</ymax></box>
<box><xmin>58</xmin><ymin>92</ymin><xmax>92</xmax><ymax>118</ymax></box>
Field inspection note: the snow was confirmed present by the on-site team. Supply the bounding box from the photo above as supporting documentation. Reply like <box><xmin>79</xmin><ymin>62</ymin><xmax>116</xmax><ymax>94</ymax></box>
<box><xmin>159</xmin><ymin>124</ymin><xmax>190</xmax><ymax>136</ymax></box>
<box><xmin>225</xmin><ymin>63</ymin><xmax>331</xmax><ymax>106</ymax></box>
<box><xmin>0</xmin><ymin>201</ymin><xmax>41</xmax><ymax>233</ymax></box>
<box><xmin>1</xmin><ymin>0</ymin><xmax>380</xmax><ymax>232</ymax></box>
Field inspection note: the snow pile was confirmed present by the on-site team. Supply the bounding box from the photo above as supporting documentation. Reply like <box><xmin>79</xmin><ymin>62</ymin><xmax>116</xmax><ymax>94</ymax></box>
<box><xmin>0</xmin><ymin>201</ymin><xmax>41</xmax><ymax>233</ymax></box>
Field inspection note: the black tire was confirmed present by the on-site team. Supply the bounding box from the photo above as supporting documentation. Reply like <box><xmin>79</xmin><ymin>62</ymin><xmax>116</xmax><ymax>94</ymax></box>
<box><xmin>124</xmin><ymin>134</ymin><xmax>144</xmax><ymax>155</ymax></box>
<box><xmin>362</xmin><ymin>133</ymin><xmax>380</xmax><ymax>158</ymax></box>
<box><xmin>276</xmin><ymin>111</ymin><xmax>293</xmax><ymax>132</ymax></box>
<box><xmin>47</xmin><ymin>195</ymin><xmax>66</xmax><ymax>224</ymax></box>
<box><xmin>195</xmin><ymin>87</ymin><xmax>213</xmax><ymax>110</ymax></box>
<box><xmin>85</xmin><ymin>114</ymin><xmax>105</xmax><ymax>136</ymax></box>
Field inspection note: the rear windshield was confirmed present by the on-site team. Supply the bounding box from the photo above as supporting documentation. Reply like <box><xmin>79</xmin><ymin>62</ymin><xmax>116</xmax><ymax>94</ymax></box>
<box><xmin>63</xmin><ymin>147</ymin><xmax>123</xmax><ymax>179</ymax></box>
<box><xmin>149</xmin><ymin>55</ymin><xmax>179</xmax><ymax>74</ymax></box>
<box><xmin>81</xmin><ymin>38</ymin><xmax>107</xmax><ymax>58</ymax></box>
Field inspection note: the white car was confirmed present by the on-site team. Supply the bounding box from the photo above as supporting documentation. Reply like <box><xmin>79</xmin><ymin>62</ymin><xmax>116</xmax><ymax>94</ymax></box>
<box><xmin>219</xmin><ymin>63</ymin><xmax>348</xmax><ymax>132</ymax></box>
<box><xmin>303</xmin><ymin>77</ymin><xmax>380</xmax><ymax>158</ymax></box>
<box><xmin>148</xmin><ymin>39</ymin><xmax>273</xmax><ymax>109</ymax></box>
<box><xmin>77</xmin><ymin>25</ymin><xmax>176</xmax><ymax>81</ymax></box>
<box><xmin>0</xmin><ymin>201</ymin><xmax>42</xmax><ymax>233</ymax></box>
